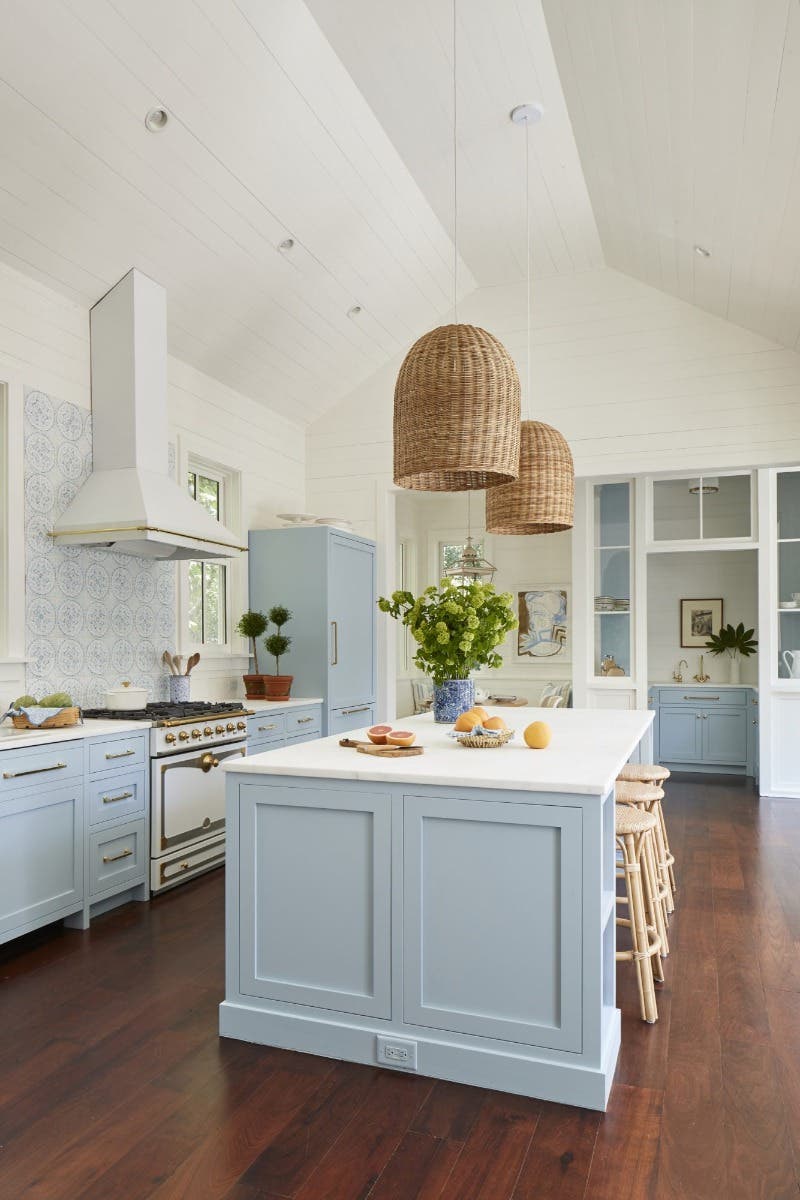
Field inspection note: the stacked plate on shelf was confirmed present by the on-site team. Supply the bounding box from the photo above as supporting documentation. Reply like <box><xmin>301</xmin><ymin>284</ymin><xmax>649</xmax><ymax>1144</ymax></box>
<box><xmin>595</xmin><ymin>596</ymin><xmax>615</xmax><ymax>611</ymax></box>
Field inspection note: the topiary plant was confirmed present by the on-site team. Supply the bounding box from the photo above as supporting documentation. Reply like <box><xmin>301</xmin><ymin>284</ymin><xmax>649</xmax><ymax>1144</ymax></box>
<box><xmin>264</xmin><ymin>605</ymin><xmax>293</xmax><ymax>675</ymax></box>
<box><xmin>236</xmin><ymin>610</ymin><xmax>268</xmax><ymax>673</ymax></box>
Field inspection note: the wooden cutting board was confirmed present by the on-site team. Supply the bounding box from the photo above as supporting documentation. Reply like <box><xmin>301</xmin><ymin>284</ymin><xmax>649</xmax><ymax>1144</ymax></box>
<box><xmin>339</xmin><ymin>737</ymin><xmax>424</xmax><ymax>757</ymax></box>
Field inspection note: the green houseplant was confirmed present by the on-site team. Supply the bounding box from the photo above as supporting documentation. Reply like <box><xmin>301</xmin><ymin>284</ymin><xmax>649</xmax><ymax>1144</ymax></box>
<box><xmin>263</xmin><ymin>605</ymin><xmax>294</xmax><ymax>700</ymax></box>
<box><xmin>378</xmin><ymin>580</ymin><xmax>517</xmax><ymax>722</ymax></box>
<box><xmin>237</xmin><ymin>610</ymin><xmax>268</xmax><ymax>698</ymax></box>
<box><xmin>705</xmin><ymin>621</ymin><xmax>757</xmax><ymax>684</ymax></box>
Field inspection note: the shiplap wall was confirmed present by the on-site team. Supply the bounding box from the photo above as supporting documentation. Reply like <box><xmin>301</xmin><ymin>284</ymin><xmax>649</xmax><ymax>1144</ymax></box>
<box><xmin>308</xmin><ymin>266</ymin><xmax>800</xmax><ymax>536</ymax></box>
<box><xmin>0</xmin><ymin>258</ymin><xmax>306</xmax><ymax>700</ymax></box>
<box><xmin>393</xmin><ymin>492</ymin><xmax>572</xmax><ymax>717</ymax></box>
<box><xmin>647</xmin><ymin>550</ymin><xmax>759</xmax><ymax>686</ymax></box>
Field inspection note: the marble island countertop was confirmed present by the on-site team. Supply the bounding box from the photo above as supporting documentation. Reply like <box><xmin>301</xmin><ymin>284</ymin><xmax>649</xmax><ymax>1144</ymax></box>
<box><xmin>226</xmin><ymin>705</ymin><xmax>654</xmax><ymax>796</ymax></box>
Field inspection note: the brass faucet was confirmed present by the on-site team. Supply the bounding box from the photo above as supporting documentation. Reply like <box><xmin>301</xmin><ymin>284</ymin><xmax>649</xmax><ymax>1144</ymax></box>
<box><xmin>693</xmin><ymin>654</ymin><xmax>711</xmax><ymax>683</ymax></box>
<box><xmin>673</xmin><ymin>659</ymin><xmax>688</xmax><ymax>684</ymax></box>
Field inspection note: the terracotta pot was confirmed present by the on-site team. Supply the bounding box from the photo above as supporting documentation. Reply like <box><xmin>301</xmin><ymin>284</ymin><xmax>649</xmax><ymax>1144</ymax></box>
<box><xmin>264</xmin><ymin>674</ymin><xmax>293</xmax><ymax>701</ymax></box>
<box><xmin>242</xmin><ymin>674</ymin><xmax>267</xmax><ymax>699</ymax></box>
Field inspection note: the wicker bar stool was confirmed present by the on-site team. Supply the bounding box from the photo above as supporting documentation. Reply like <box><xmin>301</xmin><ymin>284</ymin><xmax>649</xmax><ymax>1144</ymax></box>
<box><xmin>615</xmin><ymin>780</ymin><xmax>672</xmax><ymax>949</ymax></box>
<box><xmin>617</xmin><ymin>763</ymin><xmax>676</xmax><ymax>898</ymax></box>
<box><xmin>615</xmin><ymin>804</ymin><xmax>662</xmax><ymax>1024</ymax></box>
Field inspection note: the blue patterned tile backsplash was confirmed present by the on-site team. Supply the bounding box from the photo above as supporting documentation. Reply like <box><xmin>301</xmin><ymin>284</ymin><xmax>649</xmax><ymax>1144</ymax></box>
<box><xmin>23</xmin><ymin>388</ymin><xmax>175</xmax><ymax>707</ymax></box>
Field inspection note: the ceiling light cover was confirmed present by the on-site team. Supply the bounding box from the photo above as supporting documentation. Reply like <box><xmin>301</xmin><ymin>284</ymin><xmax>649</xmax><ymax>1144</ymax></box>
<box><xmin>144</xmin><ymin>107</ymin><xmax>169</xmax><ymax>132</ymax></box>
<box><xmin>485</xmin><ymin>420</ymin><xmax>574</xmax><ymax>534</ymax></box>
<box><xmin>393</xmin><ymin>324</ymin><xmax>521</xmax><ymax>491</ymax></box>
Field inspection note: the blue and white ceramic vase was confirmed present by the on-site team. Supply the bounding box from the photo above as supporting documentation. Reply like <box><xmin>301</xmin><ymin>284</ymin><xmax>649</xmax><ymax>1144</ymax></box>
<box><xmin>169</xmin><ymin>674</ymin><xmax>191</xmax><ymax>703</ymax></box>
<box><xmin>432</xmin><ymin>678</ymin><xmax>474</xmax><ymax>723</ymax></box>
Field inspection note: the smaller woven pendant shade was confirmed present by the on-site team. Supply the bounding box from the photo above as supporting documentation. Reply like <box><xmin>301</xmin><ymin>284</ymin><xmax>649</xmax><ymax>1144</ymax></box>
<box><xmin>485</xmin><ymin>419</ymin><xmax>574</xmax><ymax>534</ymax></box>
<box><xmin>393</xmin><ymin>323</ymin><xmax>521</xmax><ymax>491</ymax></box>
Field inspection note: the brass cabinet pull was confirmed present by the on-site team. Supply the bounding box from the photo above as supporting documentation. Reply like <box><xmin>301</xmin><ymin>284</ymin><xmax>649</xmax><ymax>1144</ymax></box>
<box><xmin>103</xmin><ymin>847</ymin><xmax>133</xmax><ymax>863</ymax></box>
<box><xmin>297</xmin><ymin>717</ymin><xmax>315</xmax><ymax>725</ymax></box>
<box><xmin>257</xmin><ymin>724</ymin><xmax>276</xmax><ymax>732</ymax></box>
<box><xmin>102</xmin><ymin>790</ymin><xmax>134</xmax><ymax>805</ymax></box>
<box><xmin>342</xmin><ymin>706</ymin><xmax>370</xmax><ymax>716</ymax></box>
<box><xmin>3</xmin><ymin>761</ymin><xmax>67</xmax><ymax>779</ymax></box>
<box><xmin>105</xmin><ymin>748</ymin><xmax>136</xmax><ymax>760</ymax></box>
<box><xmin>200</xmin><ymin>753</ymin><xmax>220</xmax><ymax>772</ymax></box>
<box><xmin>179</xmin><ymin>861</ymin><xmax>190</xmax><ymax>871</ymax></box>
<box><xmin>331</xmin><ymin>620</ymin><xmax>338</xmax><ymax>666</ymax></box>
<box><xmin>684</xmin><ymin>695</ymin><xmax>719</xmax><ymax>702</ymax></box>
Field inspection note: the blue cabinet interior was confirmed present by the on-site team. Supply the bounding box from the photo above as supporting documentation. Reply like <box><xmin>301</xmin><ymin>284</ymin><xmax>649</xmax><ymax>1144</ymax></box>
<box><xmin>248</xmin><ymin>527</ymin><xmax>377</xmax><ymax>734</ymax></box>
<box><xmin>595</xmin><ymin>482</ymin><xmax>631</xmax><ymax>675</ymax></box>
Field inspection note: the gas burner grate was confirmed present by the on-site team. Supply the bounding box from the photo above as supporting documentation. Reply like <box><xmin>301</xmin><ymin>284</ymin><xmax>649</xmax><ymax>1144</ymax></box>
<box><xmin>82</xmin><ymin>701</ymin><xmax>251</xmax><ymax>725</ymax></box>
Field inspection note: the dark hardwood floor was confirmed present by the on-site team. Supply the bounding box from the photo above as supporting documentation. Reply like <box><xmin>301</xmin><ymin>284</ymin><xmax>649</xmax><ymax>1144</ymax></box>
<box><xmin>1</xmin><ymin>775</ymin><xmax>799</xmax><ymax>1199</ymax></box>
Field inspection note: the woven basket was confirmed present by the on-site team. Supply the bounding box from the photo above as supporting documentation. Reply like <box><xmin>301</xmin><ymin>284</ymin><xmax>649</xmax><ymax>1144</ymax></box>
<box><xmin>394</xmin><ymin>324</ymin><xmax>521</xmax><ymax>491</ymax></box>
<box><xmin>457</xmin><ymin>729</ymin><xmax>514</xmax><ymax>749</ymax></box>
<box><xmin>11</xmin><ymin>706</ymin><xmax>81</xmax><ymax>730</ymax></box>
<box><xmin>485</xmin><ymin>420</ymin><xmax>574</xmax><ymax>534</ymax></box>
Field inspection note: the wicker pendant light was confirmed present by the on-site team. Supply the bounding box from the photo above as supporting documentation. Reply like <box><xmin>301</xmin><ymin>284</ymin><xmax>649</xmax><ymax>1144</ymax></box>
<box><xmin>392</xmin><ymin>2</ymin><xmax>521</xmax><ymax>493</ymax></box>
<box><xmin>485</xmin><ymin>104</ymin><xmax>574</xmax><ymax>535</ymax></box>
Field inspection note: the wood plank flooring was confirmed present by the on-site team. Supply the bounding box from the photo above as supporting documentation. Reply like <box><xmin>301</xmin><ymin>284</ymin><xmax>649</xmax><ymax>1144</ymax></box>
<box><xmin>1</xmin><ymin>775</ymin><xmax>798</xmax><ymax>1199</ymax></box>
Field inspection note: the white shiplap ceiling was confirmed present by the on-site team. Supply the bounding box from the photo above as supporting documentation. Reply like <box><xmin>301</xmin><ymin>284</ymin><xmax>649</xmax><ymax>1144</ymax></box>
<box><xmin>2</xmin><ymin>0</ymin><xmax>800</xmax><ymax>421</ymax></box>
<box><xmin>542</xmin><ymin>0</ymin><xmax>800</xmax><ymax>353</ymax></box>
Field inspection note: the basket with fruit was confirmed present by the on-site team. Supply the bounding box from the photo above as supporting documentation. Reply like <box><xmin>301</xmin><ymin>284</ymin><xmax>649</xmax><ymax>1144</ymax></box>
<box><xmin>8</xmin><ymin>693</ymin><xmax>80</xmax><ymax>729</ymax></box>
<box><xmin>450</xmin><ymin>707</ymin><xmax>514</xmax><ymax>748</ymax></box>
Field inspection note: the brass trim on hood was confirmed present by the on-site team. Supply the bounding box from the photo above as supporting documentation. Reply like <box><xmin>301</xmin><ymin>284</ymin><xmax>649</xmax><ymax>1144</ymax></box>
<box><xmin>49</xmin><ymin>523</ymin><xmax>248</xmax><ymax>553</ymax></box>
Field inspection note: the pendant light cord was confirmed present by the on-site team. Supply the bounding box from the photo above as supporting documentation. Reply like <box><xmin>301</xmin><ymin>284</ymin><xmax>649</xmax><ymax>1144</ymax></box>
<box><xmin>525</xmin><ymin>115</ymin><xmax>531</xmax><ymax>421</ymax></box>
<box><xmin>453</xmin><ymin>0</ymin><xmax>458</xmax><ymax>325</ymax></box>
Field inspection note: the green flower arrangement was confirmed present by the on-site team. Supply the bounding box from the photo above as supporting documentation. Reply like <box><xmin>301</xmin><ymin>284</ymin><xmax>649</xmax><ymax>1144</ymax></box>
<box><xmin>378</xmin><ymin>580</ymin><xmax>517</xmax><ymax>686</ymax></box>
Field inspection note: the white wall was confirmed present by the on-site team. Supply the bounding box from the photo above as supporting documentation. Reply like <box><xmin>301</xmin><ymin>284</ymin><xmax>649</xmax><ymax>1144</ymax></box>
<box><xmin>308</xmin><ymin>266</ymin><xmax>800</xmax><ymax>538</ymax></box>
<box><xmin>647</xmin><ymin>550</ymin><xmax>759</xmax><ymax>686</ymax></box>
<box><xmin>0</xmin><ymin>258</ymin><xmax>306</xmax><ymax>703</ymax></box>
<box><xmin>393</xmin><ymin>491</ymin><xmax>572</xmax><ymax>717</ymax></box>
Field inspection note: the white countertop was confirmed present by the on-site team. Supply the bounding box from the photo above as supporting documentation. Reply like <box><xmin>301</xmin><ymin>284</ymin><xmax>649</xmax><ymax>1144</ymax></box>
<box><xmin>226</xmin><ymin>705</ymin><xmax>654</xmax><ymax>796</ymax></box>
<box><xmin>242</xmin><ymin>697</ymin><xmax>324</xmax><ymax>711</ymax></box>
<box><xmin>0</xmin><ymin>717</ymin><xmax>152</xmax><ymax>749</ymax></box>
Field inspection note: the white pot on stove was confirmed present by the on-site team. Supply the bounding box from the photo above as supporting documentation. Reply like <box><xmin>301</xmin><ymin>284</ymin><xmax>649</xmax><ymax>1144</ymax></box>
<box><xmin>103</xmin><ymin>681</ymin><xmax>148</xmax><ymax>710</ymax></box>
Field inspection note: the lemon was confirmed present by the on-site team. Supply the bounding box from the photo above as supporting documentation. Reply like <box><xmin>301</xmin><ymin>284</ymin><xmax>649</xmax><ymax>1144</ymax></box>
<box><xmin>524</xmin><ymin>720</ymin><xmax>552</xmax><ymax>749</ymax></box>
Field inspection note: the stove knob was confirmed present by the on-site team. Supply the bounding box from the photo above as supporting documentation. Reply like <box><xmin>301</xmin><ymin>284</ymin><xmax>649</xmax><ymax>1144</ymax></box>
<box><xmin>226</xmin><ymin>723</ymin><xmax>235</xmax><ymax>732</ymax></box>
<box><xmin>215</xmin><ymin>725</ymin><xmax>224</xmax><ymax>735</ymax></box>
<box><xmin>179</xmin><ymin>730</ymin><xmax>190</xmax><ymax>742</ymax></box>
<box><xmin>203</xmin><ymin>727</ymin><xmax>213</xmax><ymax>737</ymax></box>
<box><xmin>165</xmin><ymin>733</ymin><xmax>176</xmax><ymax>744</ymax></box>
<box><xmin>191</xmin><ymin>728</ymin><xmax>202</xmax><ymax>739</ymax></box>
<box><xmin>237</xmin><ymin>721</ymin><xmax>246</xmax><ymax>731</ymax></box>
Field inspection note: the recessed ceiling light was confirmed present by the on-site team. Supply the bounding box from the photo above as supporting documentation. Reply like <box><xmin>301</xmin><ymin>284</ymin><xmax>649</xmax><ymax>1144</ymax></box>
<box><xmin>278</xmin><ymin>237</ymin><xmax>295</xmax><ymax>253</ymax></box>
<box><xmin>144</xmin><ymin>107</ymin><xmax>169</xmax><ymax>132</ymax></box>
<box><xmin>347</xmin><ymin>305</ymin><xmax>363</xmax><ymax>318</ymax></box>
<box><xmin>694</xmin><ymin>244</ymin><xmax>711</xmax><ymax>258</ymax></box>
<box><xmin>510</xmin><ymin>102</ymin><xmax>545</xmax><ymax>126</ymax></box>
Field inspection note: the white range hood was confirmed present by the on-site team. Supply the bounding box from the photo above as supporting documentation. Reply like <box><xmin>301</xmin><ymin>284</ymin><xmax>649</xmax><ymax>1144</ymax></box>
<box><xmin>52</xmin><ymin>269</ymin><xmax>245</xmax><ymax>561</ymax></box>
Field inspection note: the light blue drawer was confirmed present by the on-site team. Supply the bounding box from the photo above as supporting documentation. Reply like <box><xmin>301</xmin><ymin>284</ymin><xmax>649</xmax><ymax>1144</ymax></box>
<box><xmin>87</xmin><ymin>733</ymin><xmax>147</xmax><ymax>777</ymax></box>
<box><xmin>658</xmin><ymin>689</ymin><xmax>749</xmax><ymax>708</ymax></box>
<box><xmin>0</xmin><ymin>740</ymin><xmax>84</xmax><ymax>795</ymax></box>
<box><xmin>247</xmin><ymin>713</ymin><xmax>286</xmax><ymax>740</ymax></box>
<box><xmin>286</xmin><ymin>731</ymin><xmax>321</xmax><ymax>748</ymax></box>
<box><xmin>328</xmin><ymin>704</ymin><xmax>375</xmax><ymax>737</ymax></box>
<box><xmin>286</xmin><ymin>707</ymin><xmax>322</xmax><ymax>736</ymax></box>
<box><xmin>87</xmin><ymin>769</ymin><xmax>146</xmax><ymax>827</ymax></box>
<box><xmin>89</xmin><ymin>818</ymin><xmax>146</xmax><ymax>896</ymax></box>
<box><xmin>247</xmin><ymin>736</ymin><xmax>285</xmax><ymax>757</ymax></box>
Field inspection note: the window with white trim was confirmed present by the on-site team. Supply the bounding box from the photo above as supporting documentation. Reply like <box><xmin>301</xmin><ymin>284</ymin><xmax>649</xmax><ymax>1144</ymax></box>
<box><xmin>187</xmin><ymin>461</ymin><xmax>228</xmax><ymax>646</ymax></box>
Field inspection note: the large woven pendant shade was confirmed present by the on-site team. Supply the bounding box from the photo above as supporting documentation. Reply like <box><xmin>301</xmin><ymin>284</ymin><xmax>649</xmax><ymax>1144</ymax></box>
<box><xmin>485</xmin><ymin>419</ymin><xmax>574</xmax><ymax>534</ymax></box>
<box><xmin>393</xmin><ymin>323</ymin><xmax>521</xmax><ymax>491</ymax></box>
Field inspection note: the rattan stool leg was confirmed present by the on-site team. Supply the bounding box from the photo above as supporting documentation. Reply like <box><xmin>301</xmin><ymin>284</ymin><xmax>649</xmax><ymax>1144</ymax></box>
<box><xmin>616</xmin><ymin>830</ymin><xmax>659</xmax><ymax>1024</ymax></box>
<box><xmin>650</xmin><ymin>797</ymin><xmax>674</xmax><ymax>915</ymax></box>
<box><xmin>640</xmin><ymin>829</ymin><xmax>667</xmax><ymax>976</ymax></box>
<box><xmin>658</xmin><ymin>798</ymin><xmax>677</xmax><ymax>895</ymax></box>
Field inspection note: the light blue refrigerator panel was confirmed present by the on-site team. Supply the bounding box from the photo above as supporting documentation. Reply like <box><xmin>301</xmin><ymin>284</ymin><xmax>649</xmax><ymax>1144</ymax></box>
<box><xmin>329</xmin><ymin>534</ymin><xmax>376</xmax><ymax>708</ymax></box>
<box><xmin>248</xmin><ymin>527</ymin><xmax>330</xmax><ymax>698</ymax></box>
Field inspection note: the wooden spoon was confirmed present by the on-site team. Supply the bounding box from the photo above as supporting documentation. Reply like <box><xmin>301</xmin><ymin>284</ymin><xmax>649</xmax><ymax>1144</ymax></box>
<box><xmin>185</xmin><ymin>652</ymin><xmax>201</xmax><ymax>674</ymax></box>
<box><xmin>162</xmin><ymin>650</ymin><xmax>177</xmax><ymax>676</ymax></box>
<box><xmin>172</xmin><ymin>654</ymin><xmax>183</xmax><ymax>676</ymax></box>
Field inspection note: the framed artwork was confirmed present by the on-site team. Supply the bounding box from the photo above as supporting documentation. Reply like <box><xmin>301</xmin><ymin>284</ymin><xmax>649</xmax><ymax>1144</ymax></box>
<box><xmin>516</xmin><ymin>587</ymin><xmax>569</xmax><ymax>660</ymax></box>
<box><xmin>680</xmin><ymin>598</ymin><xmax>723</xmax><ymax>648</ymax></box>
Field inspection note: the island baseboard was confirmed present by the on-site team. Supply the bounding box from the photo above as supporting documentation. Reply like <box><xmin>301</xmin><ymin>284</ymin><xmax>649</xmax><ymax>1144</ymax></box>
<box><xmin>219</xmin><ymin>999</ymin><xmax>621</xmax><ymax>1112</ymax></box>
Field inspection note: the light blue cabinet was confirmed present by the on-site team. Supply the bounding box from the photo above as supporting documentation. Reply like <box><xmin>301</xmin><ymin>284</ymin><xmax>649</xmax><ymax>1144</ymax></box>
<box><xmin>249</xmin><ymin>527</ymin><xmax>376</xmax><ymax>735</ymax></box>
<box><xmin>246</xmin><ymin>703</ymin><xmax>323</xmax><ymax>757</ymax></box>
<box><xmin>0</xmin><ymin>782</ymin><xmax>83</xmax><ymax>941</ymax></box>
<box><xmin>650</xmin><ymin>687</ymin><xmax>757</xmax><ymax>776</ymax></box>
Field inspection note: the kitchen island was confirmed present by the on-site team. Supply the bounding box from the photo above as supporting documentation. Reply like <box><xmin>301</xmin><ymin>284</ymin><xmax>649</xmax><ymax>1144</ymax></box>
<box><xmin>220</xmin><ymin>705</ymin><xmax>653</xmax><ymax>1110</ymax></box>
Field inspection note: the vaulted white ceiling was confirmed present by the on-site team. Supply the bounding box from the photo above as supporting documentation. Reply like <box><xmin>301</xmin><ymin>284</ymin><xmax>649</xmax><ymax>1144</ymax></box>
<box><xmin>1</xmin><ymin>0</ymin><xmax>799</xmax><ymax>423</ymax></box>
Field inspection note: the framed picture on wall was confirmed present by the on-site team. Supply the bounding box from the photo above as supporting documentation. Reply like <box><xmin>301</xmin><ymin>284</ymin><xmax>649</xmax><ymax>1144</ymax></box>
<box><xmin>516</xmin><ymin>587</ymin><xmax>569</xmax><ymax>660</ymax></box>
<box><xmin>680</xmin><ymin>598</ymin><xmax>723</xmax><ymax>648</ymax></box>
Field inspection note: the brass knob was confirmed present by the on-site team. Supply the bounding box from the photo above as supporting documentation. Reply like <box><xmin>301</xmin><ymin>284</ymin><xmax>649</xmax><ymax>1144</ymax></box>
<box><xmin>203</xmin><ymin>726</ymin><xmax>213</xmax><ymax>736</ymax></box>
<box><xmin>165</xmin><ymin>733</ymin><xmax>176</xmax><ymax>744</ymax></box>
<box><xmin>237</xmin><ymin>721</ymin><xmax>246</xmax><ymax>731</ymax></box>
<box><xmin>179</xmin><ymin>730</ymin><xmax>190</xmax><ymax>741</ymax></box>
<box><xmin>200</xmin><ymin>753</ymin><xmax>219</xmax><ymax>772</ymax></box>
<box><xmin>191</xmin><ymin>729</ymin><xmax>202</xmax><ymax>739</ymax></box>
<box><xmin>215</xmin><ymin>725</ymin><xmax>224</xmax><ymax>734</ymax></box>
<box><xmin>226</xmin><ymin>723</ymin><xmax>235</xmax><ymax>732</ymax></box>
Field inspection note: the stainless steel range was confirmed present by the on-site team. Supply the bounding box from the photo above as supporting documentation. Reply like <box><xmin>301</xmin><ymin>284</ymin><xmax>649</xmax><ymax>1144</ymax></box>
<box><xmin>83</xmin><ymin>701</ymin><xmax>251</xmax><ymax>893</ymax></box>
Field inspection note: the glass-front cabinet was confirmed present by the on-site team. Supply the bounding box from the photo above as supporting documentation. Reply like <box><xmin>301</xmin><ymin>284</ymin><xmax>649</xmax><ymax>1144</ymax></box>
<box><xmin>593</xmin><ymin>482</ymin><xmax>632</xmax><ymax>679</ymax></box>
<box><xmin>651</xmin><ymin>473</ymin><xmax>752</xmax><ymax>543</ymax></box>
<box><xmin>777</xmin><ymin>470</ymin><xmax>800</xmax><ymax>680</ymax></box>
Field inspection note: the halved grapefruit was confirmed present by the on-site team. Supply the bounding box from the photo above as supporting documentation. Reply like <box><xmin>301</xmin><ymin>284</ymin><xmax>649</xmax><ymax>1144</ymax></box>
<box><xmin>367</xmin><ymin>724</ymin><xmax>393</xmax><ymax>744</ymax></box>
